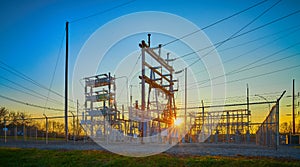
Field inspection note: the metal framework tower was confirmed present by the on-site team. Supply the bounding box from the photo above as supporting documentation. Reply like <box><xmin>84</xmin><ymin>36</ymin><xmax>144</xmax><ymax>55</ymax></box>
<box><xmin>137</xmin><ymin>36</ymin><xmax>178</xmax><ymax>140</ymax></box>
<box><xmin>82</xmin><ymin>73</ymin><xmax>120</xmax><ymax>138</ymax></box>
<box><xmin>81</xmin><ymin>35</ymin><xmax>179</xmax><ymax>144</ymax></box>
<box><xmin>191</xmin><ymin>108</ymin><xmax>249</xmax><ymax>143</ymax></box>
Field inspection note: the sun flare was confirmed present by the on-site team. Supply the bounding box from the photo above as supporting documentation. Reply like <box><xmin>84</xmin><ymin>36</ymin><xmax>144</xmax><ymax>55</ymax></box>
<box><xmin>174</xmin><ymin>118</ymin><xmax>183</xmax><ymax>126</ymax></box>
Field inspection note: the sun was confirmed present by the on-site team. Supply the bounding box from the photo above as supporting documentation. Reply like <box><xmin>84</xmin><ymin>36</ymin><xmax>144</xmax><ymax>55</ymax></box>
<box><xmin>174</xmin><ymin>118</ymin><xmax>183</xmax><ymax>126</ymax></box>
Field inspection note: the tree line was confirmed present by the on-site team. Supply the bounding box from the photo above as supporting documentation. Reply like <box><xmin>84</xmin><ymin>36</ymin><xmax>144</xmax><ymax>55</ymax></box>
<box><xmin>0</xmin><ymin>107</ymin><xmax>83</xmax><ymax>139</ymax></box>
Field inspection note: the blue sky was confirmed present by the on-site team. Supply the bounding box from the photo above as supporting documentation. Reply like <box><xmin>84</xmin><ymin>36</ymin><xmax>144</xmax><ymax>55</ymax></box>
<box><xmin>0</xmin><ymin>0</ymin><xmax>300</xmax><ymax>124</ymax></box>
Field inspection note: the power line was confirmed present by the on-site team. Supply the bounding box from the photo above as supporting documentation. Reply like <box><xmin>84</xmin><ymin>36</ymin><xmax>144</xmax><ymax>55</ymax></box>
<box><xmin>162</xmin><ymin>0</ymin><xmax>268</xmax><ymax>47</ymax></box>
<box><xmin>199</xmin><ymin>64</ymin><xmax>300</xmax><ymax>89</ymax></box>
<box><xmin>44</xmin><ymin>31</ymin><xmax>65</xmax><ymax>112</ymax></box>
<box><xmin>70</xmin><ymin>0</ymin><xmax>137</xmax><ymax>23</ymax></box>
<box><xmin>174</xmin><ymin>9</ymin><xmax>300</xmax><ymax>65</ymax></box>
<box><xmin>195</xmin><ymin>51</ymin><xmax>300</xmax><ymax>87</ymax></box>
<box><xmin>178</xmin><ymin>53</ymin><xmax>300</xmax><ymax>88</ymax></box>
<box><xmin>186</xmin><ymin>24</ymin><xmax>300</xmax><ymax>77</ymax></box>
<box><xmin>184</xmin><ymin>42</ymin><xmax>300</xmax><ymax>89</ymax></box>
<box><xmin>219</xmin><ymin>24</ymin><xmax>300</xmax><ymax>54</ymax></box>
<box><xmin>228</xmin><ymin>41</ymin><xmax>300</xmax><ymax>75</ymax></box>
<box><xmin>0</xmin><ymin>94</ymin><xmax>65</xmax><ymax>112</ymax></box>
<box><xmin>229</xmin><ymin>52</ymin><xmax>299</xmax><ymax>77</ymax></box>
<box><xmin>0</xmin><ymin>62</ymin><xmax>75</xmax><ymax>104</ymax></box>
<box><xmin>116</xmin><ymin>53</ymin><xmax>142</xmax><ymax>102</ymax></box>
<box><xmin>235</xmin><ymin>9</ymin><xmax>300</xmax><ymax>39</ymax></box>
<box><xmin>222</xmin><ymin>28</ymin><xmax>300</xmax><ymax>64</ymax></box>
<box><xmin>184</xmin><ymin>0</ymin><xmax>282</xmax><ymax>69</ymax></box>
<box><xmin>0</xmin><ymin>82</ymin><xmax>62</xmax><ymax>105</ymax></box>
<box><xmin>0</xmin><ymin>76</ymin><xmax>64</xmax><ymax>106</ymax></box>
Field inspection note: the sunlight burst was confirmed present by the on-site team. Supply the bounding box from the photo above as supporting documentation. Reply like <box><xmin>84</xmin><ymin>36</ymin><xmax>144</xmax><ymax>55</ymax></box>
<box><xmin>174</xmin><ymin>118</ymin><xmax>183</xmax><ymax>126</ymax></box>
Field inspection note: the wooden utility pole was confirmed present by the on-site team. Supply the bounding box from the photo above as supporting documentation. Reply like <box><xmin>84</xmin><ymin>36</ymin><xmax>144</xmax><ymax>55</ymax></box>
<box><xmin>185</xmin><ymin>68</ymin><xmax>187</xmax><ymax>134</ymax></box>
<box><xmin>77</xmin><ymin>99</ymin><xmax>79</xmax><ymax>137</ymax></box>
<box><xmin>65</xmin><ymin>21</ymin><xmax>69</xmax><ymax>142</ymax></box>
<box><xmin>247</xmin><ymin>84</ymin><xmax>250</xmax><ymax>133</ymax></box>
<box><xmin>293</xmin><ymin>79</ymin><xmax>295</xmax><ymax>134</ymax></box>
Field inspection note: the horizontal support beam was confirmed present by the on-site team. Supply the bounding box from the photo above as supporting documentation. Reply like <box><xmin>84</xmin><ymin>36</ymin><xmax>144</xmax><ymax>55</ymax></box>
<box><xmin>144</xmin><ymin>48</ymin><xmax>174</xmax><ymax>73</ymax></box>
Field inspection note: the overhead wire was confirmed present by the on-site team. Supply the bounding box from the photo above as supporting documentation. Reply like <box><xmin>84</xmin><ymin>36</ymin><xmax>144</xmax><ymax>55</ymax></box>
<box><xmin>162</xmin><ymin>0</ymin><xmax>268</xmax><ymax>47</ymax></box>
<box><xmin>196</xmin><ymin>64</ymin><xmax>300</xmax><ymax>89</ymax></box>
<box><xmin>0</xmin><ymin>94</ymin><xmax>74</xmax><ymax>112</ymax></box>
<box><xmin>184</xmin><ymin>0</ymin><xmax>282</xmax><ymax>69</ymax></box>
<box><xmin>218</xmin><ymin>24</ymin><xmax>300</xmax><ymax>53</ymax></box>
<box><xmin>186</xmin><ymin>25</ymin><xmax>300</xmax><ymax>75</ymax></box>
<box><xmin>44</xmin><ymin>31</ymin><xmax>65</xmax><ymax>113</ymax></box>
<box><xmin>185</xmin><ymin>40</ymin><xmax>300</xmax><ymax>88</ymax></box>
<box><xmin>173</xmin><ymin>8</ymin><xmax>300</xmax><ymax>64</ymax></box>
<box><xmin>1</xmin><ymin>1</ymin><xmax>141</xmax><ymax>114</ymax></box>
<box><xmin>228</xmin><ymin>41</ymin><xmax>300</xmax><ymax>74</ymax></box>
<box><xmin>174</xmin><ymin>0</ymin><xmax>286</xmax><ymax>89</ymax></box>
<box><xmin>213</xmin><ymin>64</ymin><xmax>300</xmax><ymax>87</ymax></box>
<box><xmin>195</xmin><ymin>51</ymin><xmax>300</xmax><ymax>88</ymax></box>
<box><xmin>0</xmin><ymin>82</ymin><xmax>63</xmax><ymax>105</ymax></box>
<box><xmin>116</xmin><ymin>53</ymin><xmax>142</xmax><ymax>103</ymax></box>
<box><xmin>0</xmin><ymin>62</ymin><xmax>76</xmax><ymax>104</ymax></box>
<box><xmin>0</xmin><ymin>76</ymin><xmax>64</xmax><ymax>105</ymax></box>
<box><xmin>178</xmin><ymin>42</ymin><xmax>300</xmax><ymax>90</ymax></box>
<box><xmin>70</xmin><ymin>0</ymin><xmax>137</xmax><ymax>23</ymax></box>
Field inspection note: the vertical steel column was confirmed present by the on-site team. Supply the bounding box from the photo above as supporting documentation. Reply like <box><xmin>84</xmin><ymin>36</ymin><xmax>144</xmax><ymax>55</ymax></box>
<box><xmin>201</xmin><ymin>100</ymin><xmax>204</xmax><ymax>133</ymax></box>
<box><xmin>276</xmin><ymin>91</ymin><xmax>286</xmax><ymax>148</ymax></box>
<box><xmin>276</xmin><ymin>101</ymin><xmax>279</xmax><ymax>148</ymax></box>
<box><xmin>141</xmin><ymin>47</ymin><xmax>146</xmax><ymax>140</ymax></box>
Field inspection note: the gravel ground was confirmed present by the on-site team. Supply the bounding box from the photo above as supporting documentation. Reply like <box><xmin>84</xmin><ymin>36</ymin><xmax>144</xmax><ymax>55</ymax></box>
<box><xmin>0</xmin><ymin>140</ymin><xmax>299</xmax><ymax>160</ymax></box>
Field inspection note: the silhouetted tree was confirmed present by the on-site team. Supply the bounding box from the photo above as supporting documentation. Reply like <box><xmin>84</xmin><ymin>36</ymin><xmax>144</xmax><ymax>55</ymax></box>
<box><xmin>0</xmin><ymin>107</ymin><xmax>9</xmax><ymax>125</ymax></box>
<box><xmin>280</xmin><ymin>122</ymin><xmax>292</xmax><ymax>134</ymax></box>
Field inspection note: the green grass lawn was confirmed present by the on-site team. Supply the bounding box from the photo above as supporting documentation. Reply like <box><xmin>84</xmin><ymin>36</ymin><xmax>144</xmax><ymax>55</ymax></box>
<box><xmin>0</xmin><ymin>147</ymin><xmax>299</xmax><ymax>167</ymax></box>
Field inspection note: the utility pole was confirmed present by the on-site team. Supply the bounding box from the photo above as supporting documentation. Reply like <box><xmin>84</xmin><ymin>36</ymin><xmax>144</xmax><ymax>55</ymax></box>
<box><xmin>184</xmin><ymin>68</ymin><xmax>187</xmax><ymax>134</ymax></box>
<box><xmin>246</xmin><ymin>84</ymin><xmax>250</xmax><ymax>143</ymax></box>
<box><xmin>292</xmin><ymin>79</ymin><xmax>295</xmax><ymax>134</ymax></box>
<box><xmin>246</xmin><ymin>84</ymin><xmax>249</xmax><ymax>133</ymax></box>
<box><xmin>141</xmin><ymin>45</ymin><xmax>145</xmax><ymax>142</ymax></box>
<box><xmin>65</xmin><ymin>21</ymin><xmax>69</xmax><ymax>142</ymax></box>
<box><xmin>77</xmin><ymin>99</ymin><xmax>79</xmax><ymax>137</ymax></box>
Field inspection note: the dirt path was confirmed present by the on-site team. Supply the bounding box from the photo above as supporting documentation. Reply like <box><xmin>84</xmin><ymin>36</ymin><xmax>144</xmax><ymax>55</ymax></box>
<box><xmin>0</xmin><ymin>140</ymin><xmax>299</xmax><ymax>160</ymax></box>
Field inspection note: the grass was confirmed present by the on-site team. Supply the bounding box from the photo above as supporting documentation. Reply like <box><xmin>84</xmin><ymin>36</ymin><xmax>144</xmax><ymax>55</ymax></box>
<box><xmin>0</xmin><ymin>147</ymin><xmax>299</xmax><ymax>167</ymax></box>
<box><xmin>293</xmin><ymin>146</ymin><xmax>300</xmax><ymax>149</ymax></box>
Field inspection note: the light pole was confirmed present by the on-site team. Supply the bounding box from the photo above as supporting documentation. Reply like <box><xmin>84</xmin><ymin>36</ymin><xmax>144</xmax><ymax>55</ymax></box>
<box><xmin>175</xmin><ymin>68</ymin><xmax>187</xmax><ymax>141</ymax></box>
<box><xmin>115</xmin><ymin>76</ymin><xmax>129</xmax><ymax>108</ymax></box>
<box><xmin>69</xmin><ymin>111</ymin><xmax>75</xmax><ymax>143</ymax></box>
<box><xmin>255</xmin><ymin>94</ymin><xmax>270</xmax><ymax>111</ymax></box>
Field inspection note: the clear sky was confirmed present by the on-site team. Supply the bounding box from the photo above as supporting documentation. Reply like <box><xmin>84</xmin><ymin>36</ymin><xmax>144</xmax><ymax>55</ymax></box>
<box><xmin>0</xmin><ymin>0</ymin><xmax>300</xmax><ymax>125</ymax></box>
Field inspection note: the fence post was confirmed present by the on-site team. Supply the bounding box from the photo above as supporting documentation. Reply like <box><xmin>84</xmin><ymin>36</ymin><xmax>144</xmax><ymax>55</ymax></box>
<box><xmin>4</xmin><ymin>118</ymin><xmax>7</xmax><ymax>143</ymax></box>
<box><xmin>276</xmin><ymin>91</ymin><xmax>286</xmax><ymax>150</ymax></box>
<box><xmin>23</xmin><ymin>118</ymin><xmax>26</xmax><ymax>142</ymax></box>
<box><xmin>35</xmin><ymin>127</ymin><xmax>38</xmax><ymax>142</ymax></box>
<box><xmin>276</xmin><ymin>101</ymin><xmax>279</xmax><ymax>149</ymax></box>
<box><xmin>14</xmin><ymin>126</ymin><xmax>17</xmax><ymax>141</ymax></box>
<box><xmin>43</xmin><ymin>114</ymin><xmax>48</xmax><ymax>144</ymax></box>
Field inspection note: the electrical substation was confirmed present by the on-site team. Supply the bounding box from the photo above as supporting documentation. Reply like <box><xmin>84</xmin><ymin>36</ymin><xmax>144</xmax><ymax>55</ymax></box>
<box><xmin>80</xmin><ymin>35</ymin><xmax>284</xmax><ymax>146</ymax></box>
